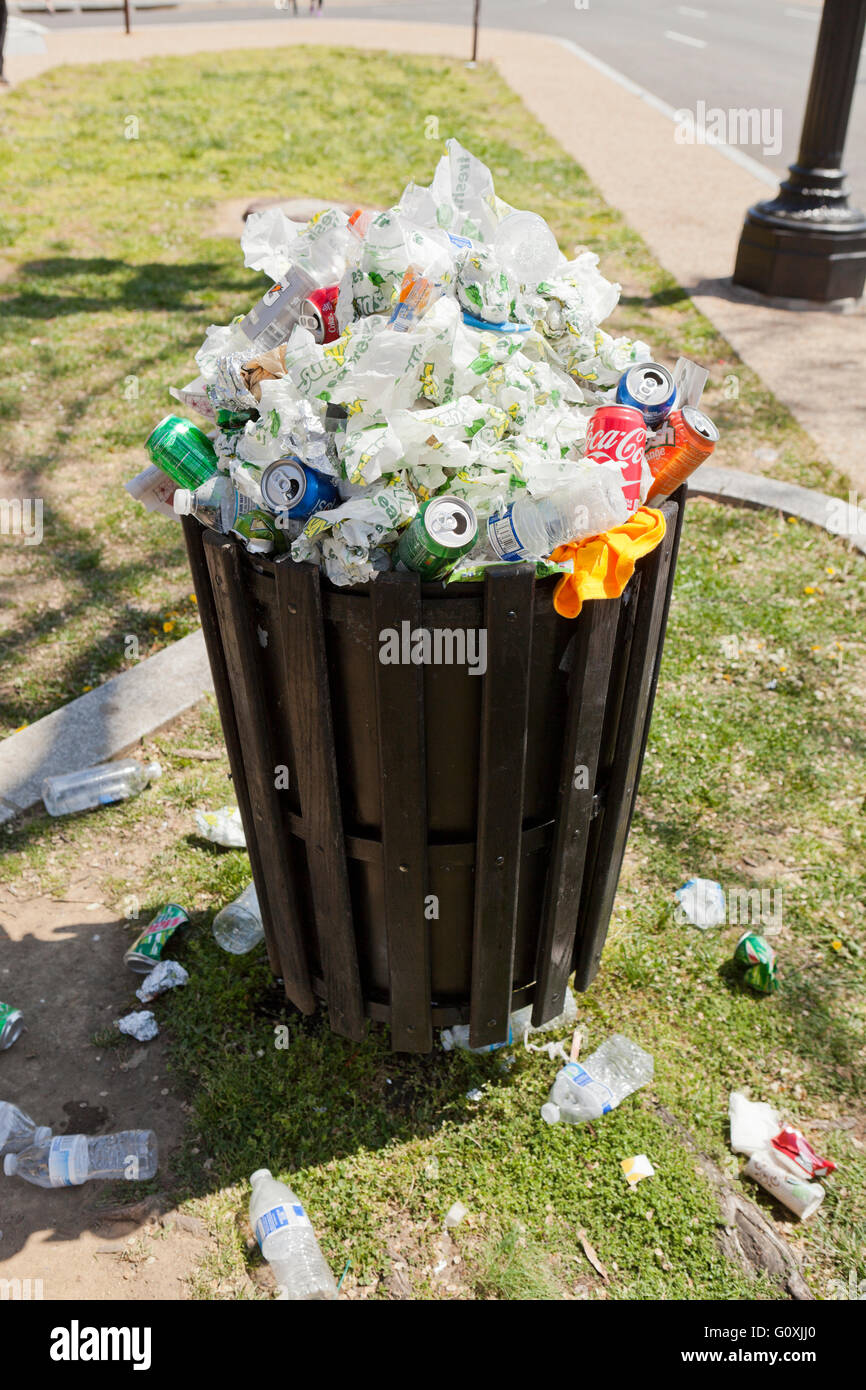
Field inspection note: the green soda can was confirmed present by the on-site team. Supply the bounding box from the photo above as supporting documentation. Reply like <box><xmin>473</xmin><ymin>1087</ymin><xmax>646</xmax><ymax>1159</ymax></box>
<box><xmin>734</xmin><ymin>932</ymin><xmax>778</xmax><ymax>994</ymax></box>
<box><xmin>124</xmin><ymin>904</ymin><xmax>190</xmax><ymax>974</ymax></box>
<box><xmin>0</xmin><ymin>1000</ymin><xmax>23</xmax><ymax>1050</ymax></box>
<box><xmin>396</xmin><ymin>497</ymin><xmax>478</xmax><ymax>579</ymax></box>
<box><xmin>145</xmin><ymin>415</ymin><xmax>219</xmax><ymax>490</ymax></box>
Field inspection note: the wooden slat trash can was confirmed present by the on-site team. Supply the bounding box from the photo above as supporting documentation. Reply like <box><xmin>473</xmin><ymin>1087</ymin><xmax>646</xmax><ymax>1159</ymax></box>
<box><xmin>182</xmin><ymin>485</ymin><xmax>686</xmax><ymax>1052</ymax></box>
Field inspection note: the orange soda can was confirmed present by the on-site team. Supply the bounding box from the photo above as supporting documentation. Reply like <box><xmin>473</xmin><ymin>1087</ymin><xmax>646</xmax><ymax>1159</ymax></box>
<box><xmin>646</xmin><ymin>405</ymin><xmax>718</xmax><ymax>502</ymax></box>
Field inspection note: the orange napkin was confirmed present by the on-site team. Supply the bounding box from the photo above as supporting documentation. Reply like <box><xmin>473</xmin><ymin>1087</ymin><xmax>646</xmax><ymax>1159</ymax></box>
<box><xmin>551</xmin><ymin>506</ymin><xmax>667</xmax><ymax>619</ymax></box>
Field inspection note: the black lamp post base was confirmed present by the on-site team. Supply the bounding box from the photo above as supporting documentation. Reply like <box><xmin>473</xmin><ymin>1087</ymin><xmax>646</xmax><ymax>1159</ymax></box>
<box><xmin>734</xmin><ymin>208</ymin><xmax>866</xmax><ymax>303</ymax></box>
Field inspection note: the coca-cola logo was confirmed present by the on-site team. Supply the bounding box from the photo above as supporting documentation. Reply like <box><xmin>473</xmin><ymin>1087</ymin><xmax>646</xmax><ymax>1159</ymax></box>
<box><xmin>585</xmin><ymin>423</ymin><xmax>646</xmax><ymax>465</ymax></box>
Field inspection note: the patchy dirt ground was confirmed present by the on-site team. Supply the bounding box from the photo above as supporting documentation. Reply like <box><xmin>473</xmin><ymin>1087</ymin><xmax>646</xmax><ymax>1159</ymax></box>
<box><xmin>0</xmin><ymin>866</ymin><xmax>213</xmax><ymax>1299</ymax></box>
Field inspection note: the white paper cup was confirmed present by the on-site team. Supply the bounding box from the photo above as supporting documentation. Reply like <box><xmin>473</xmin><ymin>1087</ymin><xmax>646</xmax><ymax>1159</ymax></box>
<box><xmin>744</xmin><ymin>1149</ymin><xmax>825</xmax><ymax>1220</ymax></box>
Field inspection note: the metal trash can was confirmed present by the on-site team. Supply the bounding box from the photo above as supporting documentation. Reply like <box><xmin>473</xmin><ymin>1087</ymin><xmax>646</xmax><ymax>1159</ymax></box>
<box><xmin>182</xmin><ymin>485</ymin><xmax>686</xmax><ymax>1052</ymax></box>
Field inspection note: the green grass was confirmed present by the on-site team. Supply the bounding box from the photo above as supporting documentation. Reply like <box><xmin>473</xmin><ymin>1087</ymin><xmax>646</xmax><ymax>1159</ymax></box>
<box><xmin>3</xmin><ymin>499</ymin><xmax>864</xmax><ymax>1300</ymax></box>
<box><xmin>0</xmin><ymin>46</ymin><xmax>849</xmax><ymax>737</ymax></box>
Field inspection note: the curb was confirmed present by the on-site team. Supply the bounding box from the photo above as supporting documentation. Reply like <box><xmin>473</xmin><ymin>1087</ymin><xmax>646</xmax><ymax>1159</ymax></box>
<box><xmin>0</xmin><ymin>630</ymin><xmax>214</xmax><ymax>825</ymax></box>
<box><xmin>2</xmin><ymin>472</ymin><xmax>863</xmax><ymax>825</ymax></box>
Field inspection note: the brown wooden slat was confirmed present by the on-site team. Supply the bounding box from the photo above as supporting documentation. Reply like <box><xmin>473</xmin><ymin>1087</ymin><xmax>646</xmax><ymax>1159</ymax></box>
<box><xmin>202</xmin><ymin>533</ymin><xmax>315</xmax><ymax>1013</ymax></box>
<box><xmin>469</xmin><ymin>564</ymin><xmax>535</xmax><ymax>1048</ymax></box>
<box><xmin>531</xmin><ymin>595</ymin><xmax>621</xmax><ymax>1025</ymax></box>
<box><xmin>572</xmin><ymin>498</ymin><xmax>680</xmax><ymax>989</ymax></box>
<box><xmin>370</xmin><ymin>571</ymin><xmax>432</xmax><ymax>1052</ymax></box>
<box><xmin>274</xmin><ymin>558</ymin><xmax>365</xmax><ymax>1043</ymax></box>
<box><xmin>182</xmin><ymin>518</ymin><xmax>280</xmax><ymax>978</ymax></box>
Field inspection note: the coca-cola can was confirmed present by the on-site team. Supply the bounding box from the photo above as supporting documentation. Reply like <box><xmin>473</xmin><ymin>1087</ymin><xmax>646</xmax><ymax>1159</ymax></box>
<box><xmin>646</xmin><ymin>405</ymin><xmax>718</xmax><ymax>502</ymax></box>
<box><xmin>298</xmin><ymin>286</ymin><xmax>340</xmax><ymax>344</ymax></box>
<box><xmin>584</xmin><ymin>404</ymin><xmax>647</xmax><ymax>514</ymax></box>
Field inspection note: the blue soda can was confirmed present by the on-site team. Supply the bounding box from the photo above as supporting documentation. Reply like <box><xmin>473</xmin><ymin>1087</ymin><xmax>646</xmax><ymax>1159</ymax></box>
<box><xmin>260</xmin><ymin>457</ymin><xmax>339</xmax><ymax>520</ymax></box>
<box><xmin>615</xmin><ymin>362</ymin><xmax>676</xmax><ymax>428</ymax></box>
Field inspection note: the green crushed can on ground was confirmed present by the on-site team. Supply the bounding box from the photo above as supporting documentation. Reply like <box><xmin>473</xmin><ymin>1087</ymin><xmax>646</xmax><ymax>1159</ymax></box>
<box><xmin>734</xmin><ymin>931</ymin><xmax>778</xmax><ymax>994</ymax></box>
<box><xmin>124</xmin><ymin>904</ymin><xmax>190</xmax><ymax>974</ymax></box>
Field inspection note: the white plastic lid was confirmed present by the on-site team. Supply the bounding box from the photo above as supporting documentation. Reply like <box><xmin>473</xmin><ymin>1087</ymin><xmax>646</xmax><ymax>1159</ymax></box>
<box><xmin>540</xmin><ymin>1102</ymin><xmax>561</xmax><ymax>1126</ymax></box>
<box><xmin>145</xmin><ymin>761</ymin><xmax>163</xmax><ymax>781</ymax></box>
<box><xmin>3</xmin><ymin>1153</ymin><xmax>17</xmax><ymax>1175</ymax></box>
<box><xmin>173</xmin><ymin>488</ymin><xmax>194</xmax><ymax>515</ymax></box>
<box><xmin>250</xmin><ymin>1168</ymin><xmax>272</xmax><ymax>1185</ymax></box>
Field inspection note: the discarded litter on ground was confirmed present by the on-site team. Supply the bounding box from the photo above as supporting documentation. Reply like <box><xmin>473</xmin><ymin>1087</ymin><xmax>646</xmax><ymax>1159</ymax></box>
<box><xmin>42</xmin><ymin>759</ymin><xmax>162</xmax><ymax>817</ymax></box>
<box><xmin>0</xmin><ymin>1001</ymin><xmax>23</xmax><ymax>1052</ymax></box>
<box><xmin>733</xmin><ymin>931</ymin><xmax>779</xmax><ymax>993</ymax></box>
<box><xmin>212</xmin><ymin>883</ymin><xmax>263</xmax><ymax>955</ymax></box>
<box><xmin>116</xmin><ymin>1010</ymin><xmax>159</xmax><ymax>1042</ymax></box>
<box><xmin>195</xmin><ymin>805</ymin><xmax>246</xmax><ymax>848</ymax></box>
<box><xmin>541</xmin><ymin>1033</ymin><xmax>653</xmax><ymax>1126</ymax></box>
<box><xmin>4</xmin><ymin>1131</ymin><xmax>158</xmax><ymax>1188</ymax></box>
<box><xmin>621</xmin><ymin>1154</ymin><xmax>655</xmax><ymax>1187</ymax></box>
<box><xmin>728</xmin><ymin>1090</ymin><xmax>835</xmax><ymax>1221</ymax></box>
<box><xmin>444</xmin><ymin>1201</ymin><xmax>468</xmax><ymax>1229</ymax></box>
<box><xmin>249</xmin><ymin>1168</ymin><xmax>338</xmax><ymax>1301</ymax></box>
<box><xmin>441</xmin><ymin>990</ymin><xmax>577</xmax><ymax>1053</ymax></box>
<box><xmin>0</xmin><ymin>1102</ymin><xmax>51</xmax><ymax>1157</ymax></box>
<box><xmin>124</xmin><ymin>904</ymin><xmax>190</xmax><ymax>974</ymax></box>
<box><xmin>135</xmin><ymin>959</ymin><xmax>190</xmax><ymax>1004</ymax></box>
<box><xmin>134</xmin><ymin>141</ymin><xmax>720</xmax><ymax>596</ymax></box>
<box><xmin>674</xmin><ymin>877</ymin><xmax>726</xmax><ymax>929</ymax></box>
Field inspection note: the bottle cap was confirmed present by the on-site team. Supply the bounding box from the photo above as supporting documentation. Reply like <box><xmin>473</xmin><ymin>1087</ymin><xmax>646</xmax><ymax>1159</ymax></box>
<box><xmin>145</xmin><ymin>762</ymin><xmax>163</xmax><ymax>782</ymax></box>
<box><xmin>3</xmin><ymin>1153</ymin><xmax>17</xmax><ymax>1175</ymax></box>
<box><xmin>250</xmin><ymin>1168</ymin><xmax>272</xmax><ymax>1185</ymax></box>
<box><xmin>540</xmin><ymin>1102</ymin><xmax>561</xmax><ymax>1125</ymax></box>
<box><xmin>173</xmin><ymin>488</ymin><xmax>194</xmax><ymax>515</ymax></box>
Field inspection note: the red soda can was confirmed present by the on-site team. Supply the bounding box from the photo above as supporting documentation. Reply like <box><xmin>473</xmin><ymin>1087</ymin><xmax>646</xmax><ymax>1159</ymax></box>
<box><xmin>646</xmin><ymin>405</ymin><xmax>718</xmax><ymax>502</ymax></box>
<box><xmin>298</xmin><ymin>286</ymin><xmax>340</xmax><ymax>344</ymax></box>
<box><xmin>585</xmin><ymin>404</ymin><xmax>647</xmax><ymax>514</ymax></box>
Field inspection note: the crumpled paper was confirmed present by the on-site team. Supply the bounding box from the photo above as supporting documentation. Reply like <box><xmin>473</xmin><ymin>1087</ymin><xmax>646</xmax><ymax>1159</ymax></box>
<box><xmin>135</xmin><ymin>959</ymin><xmax>190</xmax><ymax>1004</ymax></box>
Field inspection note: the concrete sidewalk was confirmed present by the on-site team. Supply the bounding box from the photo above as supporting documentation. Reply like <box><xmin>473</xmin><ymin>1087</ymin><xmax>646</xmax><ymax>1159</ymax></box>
<box><xmin>3</xmin><ymin>15</ymin><xmax>865</xmax><ymax>489</ymax></box>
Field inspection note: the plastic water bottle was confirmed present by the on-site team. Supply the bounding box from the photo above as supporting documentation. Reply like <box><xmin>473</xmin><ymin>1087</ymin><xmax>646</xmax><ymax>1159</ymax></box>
<box><xmin>86</xmin><ymin>1131</ymin><xmax>158</xmax><ymax>1181</ymax></box>
<box><xmin>213</xmin><ymin>883</ymin><xmax>264</xmax><ymax>954</ymax></box>
<box><xmin>42</xmin><ymin>760</ymin><xmax>162</xmax><ymax>816</ymax></box>
<box><xmin>172</xmin><ymin>474</ymin><xmax>232</xmax><ymax>529</ymax></box>
<box><xmin>541</xmin><ymin>1034</ymin><xmax>653</xmax><ymax>1125</ymax></box>
<box><xmin>249</xmin><ymin>1169</ymin><xmax>338</xmax><ymax>1300</ymax></box>
<box><xmin>487</xmin><ymin>468</ymin><xmax>628</xmax><ymax>561</ymax></box>
<box><xmin>4</xmin><ymin>1131</ymin><xmax>158</xmax><ymax>1186</ymax></box>
<box><xmin>0</xmin><ymin>1102</ymin><xmax>51</xmax><ymax>1157</ymax></box>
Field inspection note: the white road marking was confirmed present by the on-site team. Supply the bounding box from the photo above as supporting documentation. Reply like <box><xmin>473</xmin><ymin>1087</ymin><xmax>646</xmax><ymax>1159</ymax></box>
<box><xmin>663</xmin><ymin>29</ymin><xmax>707</xmax><ymax>49</ymax></box>
<box><xmin>552</xmin><ymin>36</ymin><xmax>779</xmax><ymax>190</ymax></box>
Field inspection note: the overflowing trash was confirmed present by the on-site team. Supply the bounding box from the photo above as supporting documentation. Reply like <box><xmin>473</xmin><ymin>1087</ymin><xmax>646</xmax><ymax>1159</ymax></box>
<box><xmin>133</xmin><ymin>141</ymin><xmax>719</xmax><ymax>596</ymax></box>
<box><xmin>249</xmin><ymin>1168</ymin><xmax>338</xmax><ymax>1300</ymax></box>
<box><xmin>116</xmin><ymin>1010</ymin><xmax>159</xmax><ymax>1042</ymax></box>
<box><xmin>0</xmin><ymin>1000</ymin><xmax>23</xmax><ymax>1051</ymax></box>
<box><xmin>0</xmin><ymin>1102</ymin><xmax>51</xmax><ymax>1157</ymax></box>
<box><xmin>135</xmin><ymin>959</ymin><xmax>189</xmax><ymax>1004</ymax></box>
<box><xmin>674</xmin><ymin>877</ymin><xmax>726</xmax><ymax>929</ymax></box>
<box><xmin>124</xmin><ymin>904</ymin><xmax>190</xmax><ymax>974</ymax></box>
<box><xmin>212</xmin><ymin>883</ymin><xmax>263</xmax><ymax>955</ymax></box>
<box><xmin>728</xmin><ymin>1091</ymin><xmax>835</xmax><ymax>1221</ymax></box>
<box><xmin>541</xmin><ymin>1033</ymin><xmax>653</xmax><ymax>1126</ymax></box>
<box><xmin>42</xmin><ymin>759</ymin><xmax>161</xmax><ymax>817</ymax></box>
<box><xmin>733</xmin><ymin>931</ymin><xmax>779</xmax><ymax>993</ymax></box>
<box><xmin>621</xmin><ymin>1154</ymin><xmax>655</xmax><ymax>1187</ymax></box>
<box><xmin>195</xmin><ymin>805</ymin><xmax>246</xmax><ymax>849</ymax></box>
<box><xmin>4</xmin><ymin>1130</ymin><xmax>158</xmax><ymax>1188</ymax></box>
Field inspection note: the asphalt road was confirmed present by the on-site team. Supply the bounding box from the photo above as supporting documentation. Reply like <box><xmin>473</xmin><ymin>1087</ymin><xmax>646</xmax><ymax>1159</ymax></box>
<box><xmin>20</xmin><ymin>0</ymin><xmax>866</xmax><ymax>203</ymax></box>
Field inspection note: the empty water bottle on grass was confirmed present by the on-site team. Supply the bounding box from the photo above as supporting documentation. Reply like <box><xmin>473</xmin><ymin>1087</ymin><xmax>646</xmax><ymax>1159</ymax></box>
<box><xmin>42</xmin><ymin>760</ymin><xmax>162</xmax><ymax>816</ymax></box>
<box><xmin>213</xmin><ymin>883</ymin><xmax>263</xmax><ymax>954</ymax></box>
<box><xmin>0</xmin><ymin>1102</ymin><xmax>51</xmax><ymax>1157</ymax></box>
<box><xmin>249</xmin><ymin>1169</ymin><xmax>338</xmax><ymax>1300</ymax></box>
<box><xmin>4</xmin><ymin>1130</ymin><xmax>158</xmax><ymax>1187</ymax></box>
<box><xmin>541</xmin><ymin>1034</ymin><xmax>653</xmax><ymax>1125</ymax></box>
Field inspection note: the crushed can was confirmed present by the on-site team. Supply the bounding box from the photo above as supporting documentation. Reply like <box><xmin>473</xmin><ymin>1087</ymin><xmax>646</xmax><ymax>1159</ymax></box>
<box><xmin>124</xmin><ymin>904</ymin><xmax>190</xmax><ymax>974</ymax></box>
<box><xmin>0</xmin><ymin>1001</ymin><xmax>23</xmax><ymax>1051</ymax></box>
<box><xmin>734</xmin><ymin>931</ymin><xmax>778</xmax><ymax>994</ymax></box>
